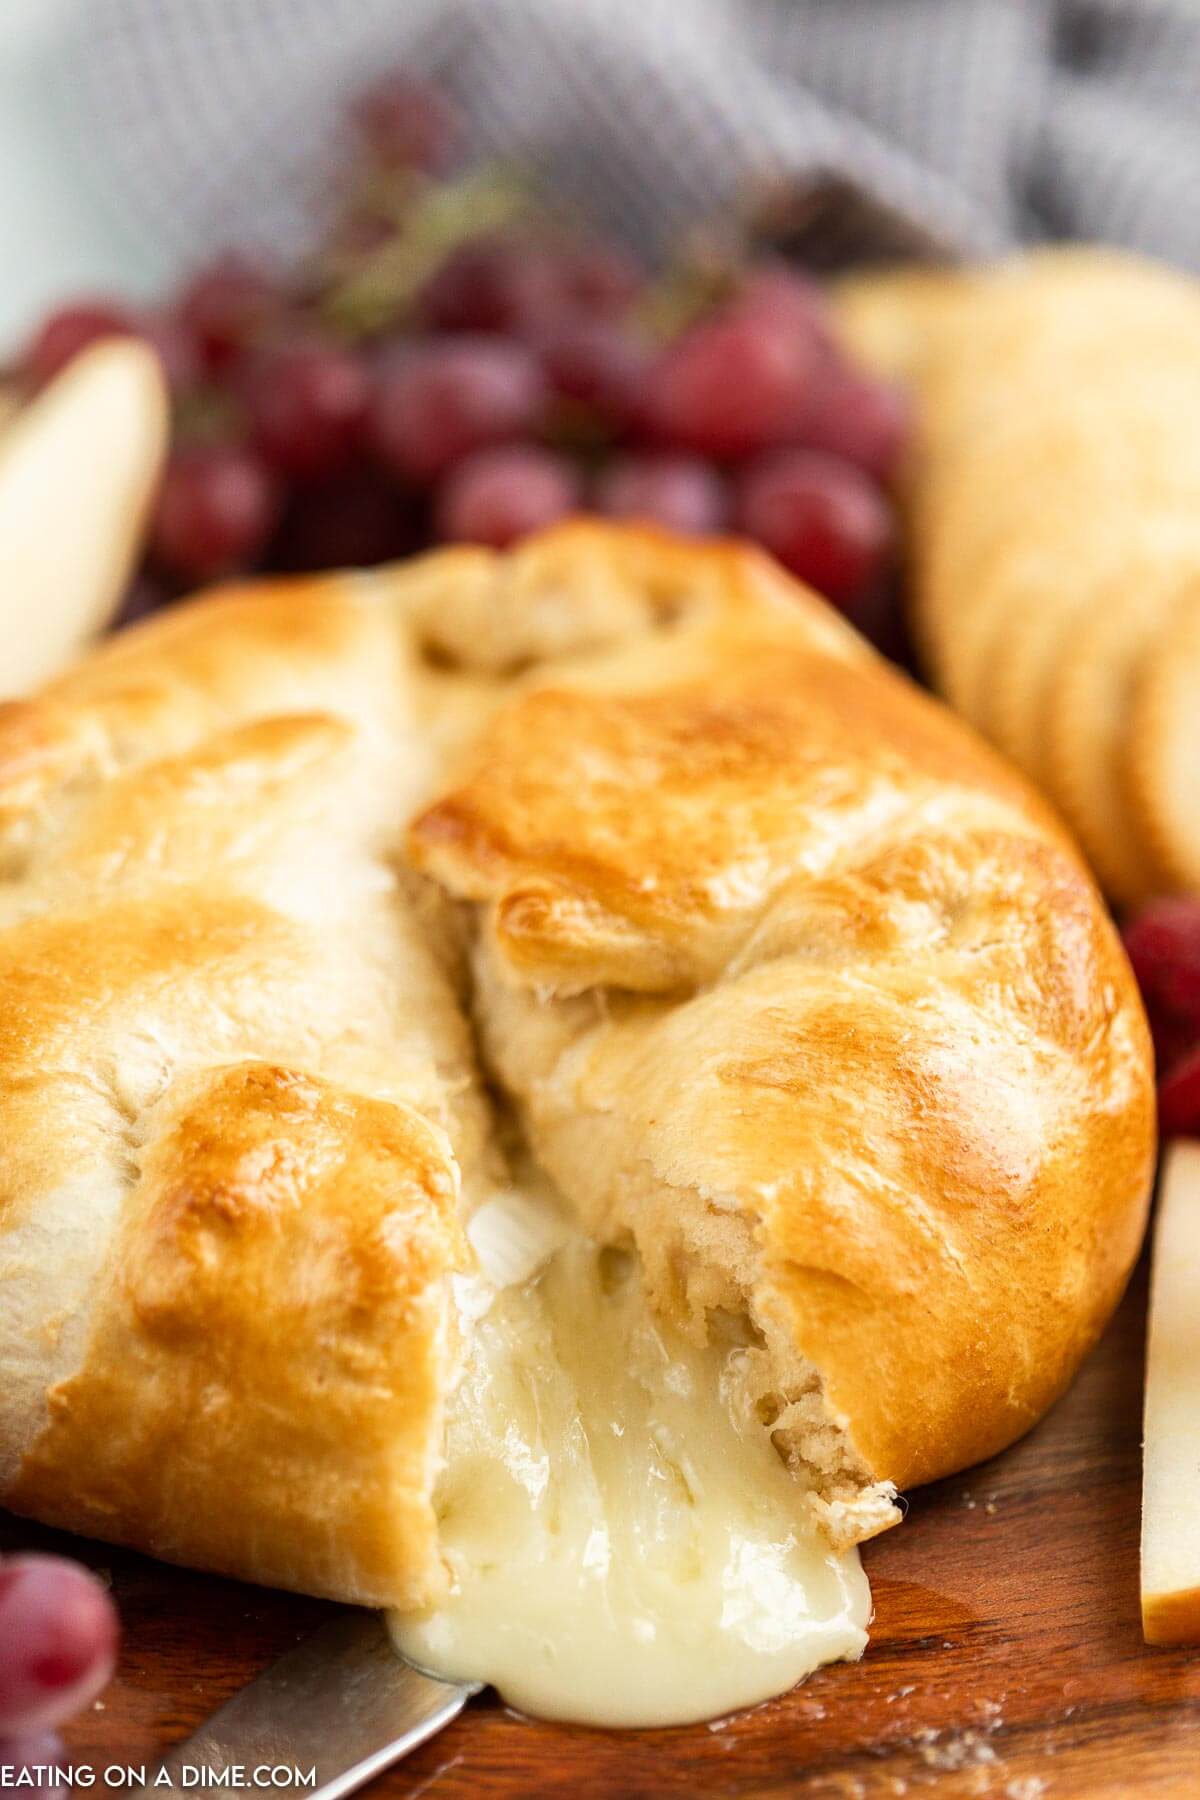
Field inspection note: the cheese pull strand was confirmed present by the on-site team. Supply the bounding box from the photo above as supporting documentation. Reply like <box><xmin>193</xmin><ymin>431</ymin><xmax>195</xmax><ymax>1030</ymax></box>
<box><xmin>391</xmin><ymin>1210</ymin><xmax>869</xmax><ymax>1727</ymax></box>
<box><xmin>1141</xmin><ymin>1140</ymin><xmax>1200</xmax><ymax>1644</ymax></box>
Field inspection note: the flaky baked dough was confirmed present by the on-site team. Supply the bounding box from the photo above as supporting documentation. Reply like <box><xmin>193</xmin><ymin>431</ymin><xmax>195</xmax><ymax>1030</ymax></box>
<box><xmin>835</xmin><ymin>246</ymin><xmax>1200</xmax><ymax>906</ymax></box>
<box><xmin>0</xmin><ymin>522</ymin><xmax>1154</xmax><ymax>1602</ymax></box>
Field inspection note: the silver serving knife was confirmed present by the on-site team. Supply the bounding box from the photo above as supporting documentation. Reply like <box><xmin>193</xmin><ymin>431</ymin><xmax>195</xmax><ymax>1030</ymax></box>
<box><xmin>137</xmin><ymin>1612</ymin><xmax>481</xmax><ymax>1799</ymax></box>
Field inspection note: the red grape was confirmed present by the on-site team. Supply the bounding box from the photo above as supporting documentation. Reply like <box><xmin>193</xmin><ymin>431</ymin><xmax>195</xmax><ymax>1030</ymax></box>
<box><xmin>736</xmin><ymin>262</ymin><xmax>910</xmax><ymax>482</ymax></box>
<box><xmin>1148</xmin><ymin>1011</ymin><xmax>1195</xmax><ymax>1086</ymax></box>
<box><xmin>151</xmin><ymin>444</ymin><xmax>281</xmax><ymax>582</ymax></box>
<box><xmin>351</xmin><ymin>73</ymin><xmax>460</xmax><ymax>173</ymax></box>
<box><xmin>536</xmin><ymin>318</ymin><xmax>645</xmax><ymax>427</ymax></box>
<box><xmin>735</xmin><ymin>448</ymin><xmax>893</xmax><ymax>609</ymax></box>
<box><xmin>134</xmin><ymin>310</ymin><xmax>203</xmax><ymax>395</ymax></box>
<box><xmin>369</xmin><ymin>338</ymin><xmax>545</xmax><ymax>484</ymax></box>
<box><xmin>177</xmin><ymin>255</ymin><xmax>282</xmax><ymax>371</ymax></box>
<box><xmin>557</xmin><ymin>243</ymin><xmax>642</xmax><ymax>318</ymax></box>
<box><xmin>798</xmin><ymin>362</ymin><xmax>912</xmax><ymax>485</ymax></box>
<box><xmin>244</xmin><ymin>341</ymin><xmax>370</xmax><ymax>481</ymax></box>
<box><xmin>23</xmin><ymin>301</ymin><xmax>136</xmax><ymax>387</ymax></box>
<box><xmin>419</xmin><ymin>236</ymin><xmax>641</xmax><ymax>338</ymax></box>
<box><xmin>271</xmin><ymin>469</ymin><xmax>409</xmax><ymax>571</ymax></box>
<box><xmin>842</xmin><ymin>572</ymin><xmax>912</xmax><ymax>662</ymax></box>
<box><xmin>0</xmin><ymin>1556</ymin><xmax>118</xmax><ymax>1735</ymax></box>
<box><xmin>1122</xmin><ymin>898</ymin><xmax>1200</xmax><ymax>1030</ymax></box>
<box><xmin>435</xmin><ymin>444</ymin><xmax>580</xmax><ymax>547</ymax></box>
<box><xmin>22</xmin><ymin>301</ymin><xmax>202</xmax><ymax>396</ymax></box>
<box><xmin>416</xmin><ymin>237</ymin><xmax>566</xmax><ymax>337</ymax></box>
<box><xmin>736</xmin><ymin>263</ymin><xmax>833</xmax><ymax>344</ymax></box>
<box><xmin>1157</xmin><ymin>1042</ymin><xmax>1200</xmax><ymax>1136</ymax></box>
<box><xmin>0</xmin><ymin>1731</ymin><xmax>66</xmax><ymax>1797</ymax></box>
<box><xmin>595</xmin><ymin>453</ymin><xmax>726</xmax><ymax>536</ymax></box>
<box><xmin>327</xmin><ymin>211</ymin><xmax>395</xmax><ymax>260</ymax></box>
<box><xmin>640</xmin><ymin>307</ymin><xmax>819</xmax><ymax>461</ymax></box>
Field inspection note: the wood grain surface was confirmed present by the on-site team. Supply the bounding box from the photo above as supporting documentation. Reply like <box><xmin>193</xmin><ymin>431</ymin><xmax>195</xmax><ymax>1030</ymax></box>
<box><xmin>5</xmin><ymin>1264</ymin><xmax>1199</xmax><ymax>1800</ymax></box>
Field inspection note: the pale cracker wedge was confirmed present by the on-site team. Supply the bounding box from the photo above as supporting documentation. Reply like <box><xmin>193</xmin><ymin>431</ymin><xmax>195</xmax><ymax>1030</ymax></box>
<box><xmin>1142</xmin><ymin>1139</ymin><xmax>1200</xmax><ymax>1646</ymax></box>
<box><xmin>1128</xmin><ymin>591</ymin><xmax>1200</xmax><ymax>893</ymax></box>
<box><xmin>1044</xmin><ymin>571</ymin><xmax>1195</xmax><ymax>906</ymax></box>
<box><xmin>0</xmin><ymin>340</ymin><xmax>168</xmax><ymax>696</ymax></box>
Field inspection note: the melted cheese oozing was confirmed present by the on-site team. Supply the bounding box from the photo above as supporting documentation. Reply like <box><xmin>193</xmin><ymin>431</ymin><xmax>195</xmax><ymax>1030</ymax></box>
<box><xmin>389</xmin><ymin>1194</ymin><xmax>870</xmax><ymax>1728</ymax></box>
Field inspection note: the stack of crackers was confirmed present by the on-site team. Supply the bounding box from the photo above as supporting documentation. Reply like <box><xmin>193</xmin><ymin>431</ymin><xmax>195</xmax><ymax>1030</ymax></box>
<box><xmin>837</xmin><ymin>249</ymin><xmax>1200</xmax><ymax>905</ymax></box>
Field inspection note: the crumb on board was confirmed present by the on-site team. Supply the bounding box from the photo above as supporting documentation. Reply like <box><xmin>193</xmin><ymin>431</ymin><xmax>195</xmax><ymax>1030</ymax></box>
<box><xmin>914</xmin><ymin>1724</ymin><xmax>999</xmax><ymax>1770</ymax></box>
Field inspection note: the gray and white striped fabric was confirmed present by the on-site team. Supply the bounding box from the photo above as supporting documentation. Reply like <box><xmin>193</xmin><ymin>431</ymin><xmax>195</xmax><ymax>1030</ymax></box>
<box><xmin>51</xmin><ymin>0</ymin><xmax>1200</xmax><ymax>273</ymax></box>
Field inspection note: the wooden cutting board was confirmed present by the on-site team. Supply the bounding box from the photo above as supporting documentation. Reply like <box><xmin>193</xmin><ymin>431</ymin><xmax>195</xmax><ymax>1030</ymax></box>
<box><xmin>5</xmin><ymin>1263</ymin><xmax>1199</xmax><ymax>1800</ymax></box>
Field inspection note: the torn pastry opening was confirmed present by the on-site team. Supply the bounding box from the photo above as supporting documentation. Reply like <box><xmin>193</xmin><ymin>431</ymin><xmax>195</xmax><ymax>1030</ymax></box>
<box><xmin>389</xmin><ymin>1167</ymin><xmax>896</xmax><ymax>1729</ymax></box>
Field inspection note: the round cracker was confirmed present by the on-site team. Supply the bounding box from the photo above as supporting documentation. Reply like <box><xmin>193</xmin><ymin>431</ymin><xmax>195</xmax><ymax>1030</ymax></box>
<box><xmin>986</xmin><ymin>585</ymin><xmax>1090</xmax><ymax>781</ymax></box>
<box><xmin>913</xmin><ymin>379</ymin><xmax>1200</xmax><ymax>715</ymax></box>
<box><xmin>955</xmin><ymin>526</ymin><xmax>1103</xmax><ymax>736</ymax></box>
<box><xmin>831</xmin><ymin>267</ymin><xmax>979</xmax><ymax>384</ymax></box>
<box><xmin>897</xmin><ymin>252</ymin><xmax>1200</xmax><ymax>789</ymax></box>
<box><xmin>946</xmin><ymin>518</ymin><xmax>1131</xmax><ymax>736</ymax></box>
<box><xmin>987</xmin><ymin>517</ymin><xmax>1200</xmax><ymax>786</ymax></box>
<box><xmin>1044</xmin><ymin>572</ymin><xmax>1195</xmax><ymax>904</ymax></box>
<box><xmin>1127</xmin><ymin>592</ymin><xmax>1200</xmax><ymax>892</ymax></box>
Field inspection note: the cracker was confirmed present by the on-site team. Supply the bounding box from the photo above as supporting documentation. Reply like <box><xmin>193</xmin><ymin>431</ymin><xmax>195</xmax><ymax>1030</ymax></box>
<box><xmin>988</xmin><ymin>518</ymin><xmax>1200</xmax><ymax>784</ymax></box>
<box><xmin>986</xmin><ymin>583</ymin><xmax>1089</xmax><ymax>781</ymax></box>
<box><xmin>1127</xmin><ymin>592</ymin><xmax>1200</xmax><ymax>893</ymax></box>
<box><xmin>831</xmin><ymin>267</ymin><xmax>978</xmax><ymax>384</ymax></box>
<box><xmin>913</xmin><ymin>382</ymin><xmax>1200</xmax><ymax>709</ymax></box>
<box><xmin>1044</xmin><ymin>572</ymin><xmax>1193</xmax><ymax>904</ymax></box>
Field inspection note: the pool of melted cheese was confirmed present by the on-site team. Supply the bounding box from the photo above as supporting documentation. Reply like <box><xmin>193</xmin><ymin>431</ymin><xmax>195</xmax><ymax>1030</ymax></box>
<box><xmin>389</xmin><ymin>1193</ymin><xmax>870</xmax><ymax>1728</ymax></box>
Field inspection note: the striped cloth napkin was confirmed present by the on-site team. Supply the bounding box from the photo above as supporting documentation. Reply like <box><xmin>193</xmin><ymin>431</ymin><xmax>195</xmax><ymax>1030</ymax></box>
<box><xmin>52</xmin><ymin>0</ymin><xmax>1200</xmax><ymax>272</ymax></box>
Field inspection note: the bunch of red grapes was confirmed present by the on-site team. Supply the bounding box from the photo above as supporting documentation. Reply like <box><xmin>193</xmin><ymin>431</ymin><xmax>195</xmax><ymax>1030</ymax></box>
<box><xmin>0</xmin><ymin>1555</ymin><xmax>118</xmax><ymax>1789</ymax></box>
<box><xmin>1123</xmin><ymin>899</ymin><xmax>1200</xmax><ymax>1137</ymax></box>
<box><xmin>20</xmin><ymin>75</ymin><xmax>909</xmax><ymax>645</ymax></box>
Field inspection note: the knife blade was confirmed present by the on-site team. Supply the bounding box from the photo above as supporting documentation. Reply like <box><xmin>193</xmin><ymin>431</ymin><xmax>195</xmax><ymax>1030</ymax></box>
<box><xmin>136</xmin><ymin>1611</ymin><xmax>481</xmax><ymax>1800</ymax></box>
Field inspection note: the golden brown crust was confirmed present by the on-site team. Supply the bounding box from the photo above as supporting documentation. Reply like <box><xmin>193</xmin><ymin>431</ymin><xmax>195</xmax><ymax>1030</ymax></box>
<box><xmin>410</xmin><ymin>548</ymin><xmax>1154</xmax><ymax>1494</ymax></box>
<box><xmin>410</xmin><ymin>603</ymin><xmax>1052</xmax><ymax>996</ymax></box>
<box><xmin>9</xmin><ymin>1064</ymin><xmax>464</xmax><ymax>1607</ymax></box>
<box><xmin>0</xmin><ymin>520</ymin><xmax>1155</xmax><ymax>1594</ymax></box>
<box><xmin>0</xmin><ymin>567</ymin><xmax>492</xmax><ymax>1606</ymax></box>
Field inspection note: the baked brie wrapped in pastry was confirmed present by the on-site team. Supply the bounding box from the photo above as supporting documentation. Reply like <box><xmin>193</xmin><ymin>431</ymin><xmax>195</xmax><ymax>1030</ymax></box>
<box><xmin>0</xmin><ymin>524</ymin><xmax>1153</xmax><ymax>1722</ymax></box>
<box><xmin>836</xmin><ymin>246</ymin><xmax>1200</xmax><ymax>905</ymax></box>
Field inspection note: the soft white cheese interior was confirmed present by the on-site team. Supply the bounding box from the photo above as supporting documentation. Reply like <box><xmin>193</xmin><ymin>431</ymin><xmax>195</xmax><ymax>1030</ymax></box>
<box><xmin>389</xmin><ymin>1189</ymin><xmax>870</xmax><ymax>1727</ymax></box>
